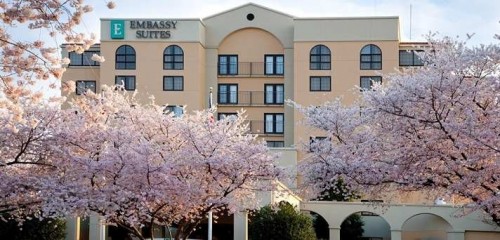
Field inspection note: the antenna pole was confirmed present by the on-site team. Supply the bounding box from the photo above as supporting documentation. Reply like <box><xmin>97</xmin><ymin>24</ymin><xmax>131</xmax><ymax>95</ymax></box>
<box><xmin>410</xmin><ymin>4</ymin><xmax>413</xmax><ymax>40</ymax></box>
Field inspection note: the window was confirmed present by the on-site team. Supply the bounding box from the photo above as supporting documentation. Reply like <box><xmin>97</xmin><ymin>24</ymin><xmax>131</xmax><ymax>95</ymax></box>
<box><xmin>265</xmin><ymin>84</ymin><xmax>284</xmax><ymax>104</ymax></box>
<box><xmin>360</xmin><ymin>44</ymin><xmax>382</xmax><ymax>70</ymax></box>
<box><xmin>267</xmin><ymin>141</ymin><xmax>284</xmax><ymax>148</ymax></box>
<box><xmin>310</xmin><ymin>45</ymin><xmax>331</xmax><ymax>70</ymax></box>
<box><xmin>69</xmin><ymin>51</ymin><xmax>100</xmax><ymax>66</ymax></box>
<box><xmin>264</xmin><ymin>113</ymin><xmax>284</xmax><ymax>134</ymax></box>
<box><xmin>360</xmin><ymin>76</ymin><xmax>382</xmax><ymax>91</ymax></box>
<box><xmin>309</xmin><ymin>136</ymin><xmax>328</xmax><ymax>152</ymax></box>
<box><xmin>218</xmin><ymin>84</ymin><xmax>238</xmax><ymax>104</ymax></box>
<box><xmin>115</xmin><ymin>76</ymin><xmax>136</xmax><ymax>91</ymax></box>
<box><xmin>115</xmin><ymin>45</ymin><xmax>136</xmax><ymax>69</ymax></box>
<box><xmin>218</xmin><ymin>55</ymin><xmax>238</xmax><ymax>75</ymax></box>
<box><xmin>164</xmin><ymin>105</ymin><xmax>183</xmax><ymax>117</ymax></box>
<box><xmin>217</xmin><ymin>112</ymin><xmax>237</xmax><ymax>120</ymax></box>
<box><xmin>359</xmin><ymin>211</ymin><xmax>380</xmax><ymax>216</ymax></box>
<box><xmin>265</xmin><ymin>55</ymin><xmax>284</xmax><ymax>75</ymax></box>
<box><xmin>75</xmin><ymin>80</ymin><xmax>96</xmax><ymax>95</ymax></box>
<box><xmin>310</xmin><ymin>76</ymin><xmax>331</xmax><ymax>91</ymax></box>
<box><xmin>399</xmin><ymin>50</ymin><xmax>424</xmax><ymax>66</ymax></box>
<box><xmin>164</xmin><ymin>45</ymin><xmax>184</xmax><ymax>70</ymax></box>
<box><xmin>163</xmin><ymin>76</ymin><xmax>183</xmax><ymax>91</ymax></box>
<box><xmin>361</xmin><ymin>199</ymin><xmax>384</xmax><ymax>203</ymax></box>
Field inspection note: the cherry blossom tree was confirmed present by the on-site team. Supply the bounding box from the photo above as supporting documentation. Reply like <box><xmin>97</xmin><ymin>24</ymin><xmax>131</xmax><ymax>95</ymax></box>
<box><xmin>0</xmin><ymin>102</ymin><xmax>61</xmax><ymax>217</ymax></box>
<box><xmin>0</xmin><ymin>0</ymin><xmax>113</xmax><ymax>156</ymax></box>
<box><xmin>0</xmin><ymin>0</ymin><xmax>114</xmax><ymax>219</ymax></box>
<box><xmin>45</xmin><ymin>86</ymin><xmax>282</xmax><ymax>240</ymax></box>
<box><xmin>296</xmin><ymin>36</ymin><xmax>500</xmax><ymax>225</ymax></box>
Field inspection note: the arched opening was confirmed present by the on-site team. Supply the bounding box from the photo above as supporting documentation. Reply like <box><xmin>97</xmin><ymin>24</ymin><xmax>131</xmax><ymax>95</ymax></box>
<box><xmin>402</xmin><ymin>213</ymin><xmax>452</xmax><ymax>240</ymax></box>
<box><xmin>341</xmin><ymin>211</ymin><xmax>390</xmax><ymax>240</ymax></box>
<box><xmin>305</xmin><ymin>210</ymin><xmax>329</xmax><ymax>240</ymax></box>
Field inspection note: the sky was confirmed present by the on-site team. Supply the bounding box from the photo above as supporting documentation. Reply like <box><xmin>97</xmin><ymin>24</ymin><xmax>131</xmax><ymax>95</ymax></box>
<box><xmin>74</xmin><ymin>0</ymin><xmax>500</xmax><ymax>46</ymax></box>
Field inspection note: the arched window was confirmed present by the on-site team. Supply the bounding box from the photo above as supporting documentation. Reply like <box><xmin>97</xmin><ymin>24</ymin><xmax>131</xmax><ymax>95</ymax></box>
<box><xmin>310</xmin><ymin>45</ymin><xmax>331</xmax><ymax>70</ymax></box>
<box><xmin>360</xmin><ymin>44</ymin><xmax>382</xmax><ymax>70</ymax></box>
<box><xmin>164</xmin><ymin>45</ymin><xmax>184</xmax><ymax>70</ymax></box>
<box><xmin>115</xmin><ymin>45</ymin><xmax>136</xmax><ymax>69</ymax></box>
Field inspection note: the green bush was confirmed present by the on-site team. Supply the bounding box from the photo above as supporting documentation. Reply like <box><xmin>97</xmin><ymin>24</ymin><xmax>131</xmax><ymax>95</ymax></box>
<box><xmin>249</xmin><ymin>202</ymin><xmax>316</xmax><ymax>240</ymax></box>
<box><xmin>0</xmin><ymin>215</ymin><xmax>66</xmax><ymax>240</ymax></box>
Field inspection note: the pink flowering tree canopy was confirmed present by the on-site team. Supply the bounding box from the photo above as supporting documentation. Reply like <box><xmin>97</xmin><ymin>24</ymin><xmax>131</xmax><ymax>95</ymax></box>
<box><xmin>295</xmin><ymin>36</ymin><xmax>500</xmax><ymax>225</ymax></box>
<box><xmin>44</xmin><ymin>87</ymin><xmax>283</xmax><ymax>240</ymax></box>
<box><xmin>0</xmin><ymin>103</ymin><xmax>62</xmax><ymax>217</ymax></box>
<box><xmin>0</xmin><ymin>0</ymin><xmax>114</xmax><ymax>219</ymax></box>
<box><xmin>0</xmin><ymin>0</ymin><xmax>113</xmax><ymax>135</ymax></box>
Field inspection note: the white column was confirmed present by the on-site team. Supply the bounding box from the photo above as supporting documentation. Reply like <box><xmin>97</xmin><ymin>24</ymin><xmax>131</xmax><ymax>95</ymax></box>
<box><xmin>329</xmin><ymin>227</ymin><xmax>340</xmax><ymax>240</ymax></box>
<box><xmin>65</xmin><ymin>217</ymin><xmax>80</xmax><ymax>240</ymax></box>
<box><xmin>89</xmin><ymin>214</ymin><xmax>106</xmax><ymax>240</ymax></box>
<box><xmin>447</xmin><ymin>230</ymin><xmax>465</xmax><ymax>240</ymax></box>
<box><xmin>233</xmin><ymin>211</ymin><xmax>248</xmax><ymax>240</ymax></box>
<box><xmin>390</xmin><ymin>229</ymin><xmax>402</xmax><ymax>240</ymax></box>
<box><xmin>208</xmin><ymin>211</ymin><xmax>213</xmax><ymax>240</ymax></box>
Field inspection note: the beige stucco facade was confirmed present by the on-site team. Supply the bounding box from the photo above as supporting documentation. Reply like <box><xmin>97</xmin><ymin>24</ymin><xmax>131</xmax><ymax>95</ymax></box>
<box><xmin>61</xmin><ymin>3</ymin><xmax>500</xmax><ymax>240</ymax></box>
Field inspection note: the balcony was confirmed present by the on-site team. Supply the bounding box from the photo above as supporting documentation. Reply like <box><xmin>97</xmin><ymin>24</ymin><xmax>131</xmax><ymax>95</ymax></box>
<box><xmin>245</xmin><ymin>120</ymin><xmax>284</xmax><ymax>135</ymax></box>
<box><xmin>218</xmin><ymin>91</ymin><xmax>284</xmax><ymax>106</ymax></box>
<box><xmin>218</xmin><ymin>62</ymin><xmax>284</xmax><ymax>77</ymax></box>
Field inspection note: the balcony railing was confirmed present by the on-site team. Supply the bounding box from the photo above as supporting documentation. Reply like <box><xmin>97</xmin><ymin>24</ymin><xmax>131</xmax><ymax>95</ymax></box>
<box><xmin>218</xmin><ymin>62</ymin><xmax>284</xmax><ymax>77</ymax></box>
<box><xmin>245</xmin><ymin>120</ymin><xmax>284</xmax><ymax>135</ymax></box>
<box><xmin>218</xmin><ymin>91</ymin><xmax>284</xmax><ymax>106</ymax></box>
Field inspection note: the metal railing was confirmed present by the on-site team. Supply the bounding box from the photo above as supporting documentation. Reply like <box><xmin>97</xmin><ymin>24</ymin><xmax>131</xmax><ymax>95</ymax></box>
<box><xmin>245</xmin><ymin>120</ymin><xmax>284</xmax><ymax>135</ymax></box>
<box><xmin>218</xmin><ymin>91</ymin><xmax>284</xmax><ymax>106</ymax></box>
<box><xmin>218</xmin><ymin>62</ymin><xmax>284</xmax><ymax>77</ymax></box>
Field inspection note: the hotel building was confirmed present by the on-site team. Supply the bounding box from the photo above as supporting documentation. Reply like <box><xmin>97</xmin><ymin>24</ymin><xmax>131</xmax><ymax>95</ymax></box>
<box><xmin>61</xmin><ymin>3</ymin><xmax>500</xmax><ymax>240</ymax></box>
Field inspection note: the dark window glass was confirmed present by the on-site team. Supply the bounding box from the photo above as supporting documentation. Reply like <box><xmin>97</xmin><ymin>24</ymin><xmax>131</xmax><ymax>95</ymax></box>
<box><xmin>75</xmin><ymin>80</ymin><xmax>96</xmax><ymax>95</ymax></box>
<box><xmin>218</xmin><ymin>55</ymin><xmax>238</xmax><ymax>75</ymax></box>
<box><xmin>265</xmin><ymin>113</ymin><xmax>284</xmax><ymax>134</ymax></box>
<box><xmin>115</xmin><ymin>76</ymin><xmax>136</xmax><ymax>91</ymax></box>
<box><xmin>310</xmin><ymin>45</ymin><xmax>331</xmax><ymax>70</ymax></box>
<box><xmin>399</xmin><ymin>50</ymin><xmax>424</xmax><ymax>66</ymax></box>
<box><xmin>164</xmin><ymin>105</ymin><xmax>183</xmax><ymax>117</ymax></box>
<box><xmin>267</xmin><ymin>141</ymin><xmax>285</xmax><ymax>148</ymax></box>
<box><xmin>360</xmin><ymin>76</ymin><xmax>382</xmax><ymax>91</ymax></box>
<box><xmin>218</xmin><ymin>84</ymin><xmax>238</xmax><ymax>104</ymax></box>
<box><xmin>163</xmin><ymin>76</ymin><xmax>183</xmax><ymax>91</ymax></box>
<box><xmin>115</xmin><ymin>45</ymin><xmax>136</xmax><ymax>69</ymax></box>
<box><xmin>164</xmin><ymin>45</ymin><xmax>184</xmax><ymax>70</ymax></box>
<box><xmin>68</xmin><ymin>51</ymin><xmax>100</xmax><ymax>66</ymax></box>
<box><xmin>310</xmin><ymin>76</ymin><xmax>331</xmax><ymax>91</ymax></box>
<box><xmin>265</xmin><ymin>55</ymin><xmax>284</xmax><ymax>75</ymax></box>
<box><xmin>360</xmin><ymin>44</ymin><xmax>382</xmax><ymax>70</ymax></box>
<box><xmin>264</xmin><ymin>84</ymin><xmax>284</xmax><ymax>104</ymax></box>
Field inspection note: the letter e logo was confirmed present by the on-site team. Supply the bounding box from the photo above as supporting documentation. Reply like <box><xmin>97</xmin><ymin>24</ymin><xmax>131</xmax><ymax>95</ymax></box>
<box><xmin>110</xmin><ymin>20</ymin><xmax>125</xmax><ymax>39</ymax></box>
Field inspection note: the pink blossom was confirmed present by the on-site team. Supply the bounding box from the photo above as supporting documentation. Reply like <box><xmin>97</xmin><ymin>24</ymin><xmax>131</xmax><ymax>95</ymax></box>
<box><xmin>295</xmin><ymin>36</ymin><xmax>500</xmax><ymax>225</ymax></box>
<box><xmin>91</xmin><ymin>53</ymin><xmax>105</xmax><ymax>63</ymax></box>
<box><xmin>107</xmin><ymin>1</ymin><xmax>116</xmax><ymax>9</ymax></box>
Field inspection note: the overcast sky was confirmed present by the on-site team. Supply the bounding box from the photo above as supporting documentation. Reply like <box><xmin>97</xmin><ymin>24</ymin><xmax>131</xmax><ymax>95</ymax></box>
<box><xmin>76</xmin><ymin>0</ymin><xmax>500</xmax><ymax>46</ymax></box>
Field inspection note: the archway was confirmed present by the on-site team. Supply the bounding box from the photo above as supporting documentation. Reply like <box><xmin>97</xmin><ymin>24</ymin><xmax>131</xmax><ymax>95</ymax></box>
<box><xmin>402</xmin><ymin>213</ymin><xmax>452</xmax><ymax>240</ymax></box>
<box><xmin>341</xmin><ymin>211</ymin><xmax>390</xmax><ymax>240</ymax></box>
<box><xmin>305</xmin><ymin>210</ymin><xmax>329</xmax><ymax>240</ymax></box>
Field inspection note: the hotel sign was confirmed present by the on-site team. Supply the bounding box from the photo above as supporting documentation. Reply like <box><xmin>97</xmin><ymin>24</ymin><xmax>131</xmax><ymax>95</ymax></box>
<box><xmin>110</xmin><ymin>20</ymin><xmax>178</xmax><ymax>39</ymax></box>
<box><xmin>110</xmin><ymin>20</ymin><xmax>125</xmax><ymax>39</ymax></box>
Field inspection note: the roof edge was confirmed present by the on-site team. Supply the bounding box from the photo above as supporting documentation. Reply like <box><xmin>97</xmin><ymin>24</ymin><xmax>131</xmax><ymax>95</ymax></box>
<box><xmin>203</xmin><ymin>2</ymin><xmax>294</xmax><ymax>20</ymax></box>
<box><xmin>100</xmin><ymin>18</ymin><xmax>201</xmax><ymax>21</ymax></box>
<box><xmin>295</xmin><ymin>16</ymin><xmax>399</xmax><ymax>20</ymax></box>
